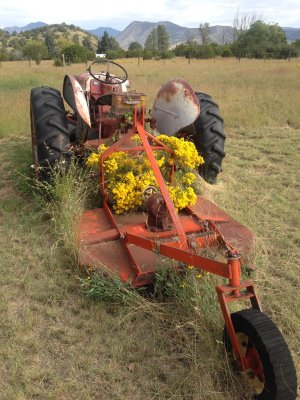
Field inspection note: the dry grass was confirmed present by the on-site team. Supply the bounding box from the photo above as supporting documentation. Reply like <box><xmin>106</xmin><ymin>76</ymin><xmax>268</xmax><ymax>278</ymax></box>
<box><xmin>1</xmin><ymin>57</ymin><xmax>300</xmax><ymax>136</ymax></box>
<box><xmin>0</xmin><ymin>58</ymin><xmax>299</xmax><ymax>399</ymax></box>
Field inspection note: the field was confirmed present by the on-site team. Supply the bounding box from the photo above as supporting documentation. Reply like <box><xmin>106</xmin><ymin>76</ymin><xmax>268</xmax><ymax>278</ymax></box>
<box><xmin>0</xmin><ymin>57</ymin><xmax>299</xmax><ymax>399</ymax></box>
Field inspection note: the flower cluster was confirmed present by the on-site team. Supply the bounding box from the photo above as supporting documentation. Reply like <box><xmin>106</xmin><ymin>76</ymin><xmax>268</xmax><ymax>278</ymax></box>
<box><xmin>86</xmin><ymin>135</ymin><xmax>204</xmax><ymax>214</ymax></box>
<box><xmin>157</xmin><ymin>135</ymin><xmax>204</xmax><ymax>169</ymax></box>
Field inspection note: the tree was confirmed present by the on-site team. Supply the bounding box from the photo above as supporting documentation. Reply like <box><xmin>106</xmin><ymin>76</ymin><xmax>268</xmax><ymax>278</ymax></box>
<box><xmin>97</xmin><ymin>31</ymin><xmax>121</xmax><ymax>53</ymax></box>
<box><xmin>23</xmin><ymin>40</ymin><xmax>47</xmax><ymax>64</ymax></box>
<box><xmin>144</xmin><ymin>28</ymin><xmax>158</xmax><ymax>52</ymax></box>
<box><xmin>157</xmin><ymin>25</ymin><xmax>169</xmax><ymax>53</ymax></box>
<box><xmin>0</xmin><ymin>46</ymin><xmax>8</xmax><ymax>61</ymax></box>
<box><xmin>128</xmin><ymin>41</ymin><xmax>143</xmax><ymax>51</ymax></box>
<box><xmin>63</xmin><ymin>44</ymin><xmax>94</xmax><ymax>63</ymax></box>
<box><xmin>44</xmin><ymin>31</ymin><xmax>57</xmax><ymax>58</ymax></box>
<box><xmin>82</xmin><ymin>36</ymin><xmax>94</xmax><ymax>51</ymax></box>
<box><xmin>144</xmin><ymin>25</ymin><xmax>170</xmax><ymax>57</ymax></box>
<box><xmin>199</xmin><ymin>22</ymin><xmax>210</xmax><ymax>45</ymax></box>
<box><xmin>233</xmin><ymin>21</ymin><xmax>287</xmax><ymax>59</ymax></box>
<box><xmin>98</xmin><ymin>31</ymin><xmax>110</xmax><ymax>53</ymax></box>
<box><xmin>232</xmin><ymin>11</ymin><xmax>262</xmax><ymax>42</ymax></box>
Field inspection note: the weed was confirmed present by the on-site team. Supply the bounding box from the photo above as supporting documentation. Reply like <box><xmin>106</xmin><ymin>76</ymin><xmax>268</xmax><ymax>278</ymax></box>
<box><xmin>34</xmin><ymin>159</ymin><xmax>98</xmax><ymax>264</ymax></box>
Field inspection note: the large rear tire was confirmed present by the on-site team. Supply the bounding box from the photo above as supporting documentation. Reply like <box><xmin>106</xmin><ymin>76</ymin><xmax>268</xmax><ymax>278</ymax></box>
<box><xmin>193</xmin><ymin>92</ymin><xmax>226</xmax><ymax>183</ymax></box>
<box><xmin>30</xmin><ymin>86</ymin><xmax>71</xmax><ymax>180</ymax></box>
<box><xmin>224</xmin><ymin>309</ymin><xmax>297</xmax><ymax>400</ymax></box>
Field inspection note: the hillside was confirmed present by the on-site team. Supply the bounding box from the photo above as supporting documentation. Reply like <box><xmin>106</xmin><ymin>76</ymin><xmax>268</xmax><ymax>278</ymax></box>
<box><xmin>1</xmin><ymin>21</ymin><xmax>300</xmax><ymax>54</ymax></box>
<box><xmin>1</xmin><ymin>23</ymin><xmax>99</xmax><ymax>61</ymax></box>
<box><xmin>115</xmin><ymin>21</ymin><xmax>300</xmax><ymax>48</ymax></box>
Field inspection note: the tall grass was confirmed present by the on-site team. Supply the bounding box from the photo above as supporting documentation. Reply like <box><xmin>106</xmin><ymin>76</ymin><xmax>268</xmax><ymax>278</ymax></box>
<box><xmin>0</xmin><ymin>58</ymin><xmax>299</xmax><ymax>399</ymax></box>
<box><xmin>35</xmin><ymin>161</ymin><xmax>96</xmax><ymax>264</ymax></box>
<box><xmin>1</xmin><ymin>58</ymin><xmax>300</xmax><ymax>137</ymax></box>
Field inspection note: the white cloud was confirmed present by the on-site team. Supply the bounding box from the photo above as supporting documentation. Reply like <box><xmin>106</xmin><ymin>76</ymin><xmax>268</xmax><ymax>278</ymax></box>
<box><xmin>0</xmin><ymin>0</ymin><xmax>299</xmax><ymax>29</ymax></box>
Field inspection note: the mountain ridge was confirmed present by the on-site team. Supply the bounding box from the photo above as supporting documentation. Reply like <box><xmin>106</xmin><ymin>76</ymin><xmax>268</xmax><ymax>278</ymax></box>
<box><xmin>3</xmin><ymin>20</ymin><xmax>300</xmax><ymax>47</ymax></box>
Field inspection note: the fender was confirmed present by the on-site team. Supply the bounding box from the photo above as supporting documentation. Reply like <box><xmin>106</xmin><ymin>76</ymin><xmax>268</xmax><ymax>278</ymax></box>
<box><xmin>152</xmin><ymin>78</ymin><xmax>200</xmax><ymax>136</ymax></box>
<box><xmin>63</xmin><ymin>75</ymin><xmax>91</xmax><ymax>127</ymax></box>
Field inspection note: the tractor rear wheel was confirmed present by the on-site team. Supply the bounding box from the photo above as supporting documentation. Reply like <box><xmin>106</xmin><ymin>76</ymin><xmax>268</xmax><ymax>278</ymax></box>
<box><xmin>30</xmin><ymin>86</ymin><xmax>71</xmax><ymax>180</ymax></box>
<box><xmin>193</xmin><ymin>92</ymin><xmax>226</xmax><ymax>183</ymax></box>
<box><xmin>223</xmin><ymin>309</ymin><xmax>297</xmax><ymax>400</ymax></box>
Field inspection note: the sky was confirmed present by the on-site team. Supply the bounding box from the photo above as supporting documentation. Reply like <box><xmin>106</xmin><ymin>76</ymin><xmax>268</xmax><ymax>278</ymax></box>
<box><xmin>1</xmin><ymin>0</ymin><xmax>299</xmax><ymax>30</ymax></box>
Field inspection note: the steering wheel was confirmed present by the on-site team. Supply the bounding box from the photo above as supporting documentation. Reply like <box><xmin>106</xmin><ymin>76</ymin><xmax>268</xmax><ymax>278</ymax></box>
<box><xmin>87</xmin><ymin>59</ymin><xmax>128</xmax><ymax>85</ymax></box>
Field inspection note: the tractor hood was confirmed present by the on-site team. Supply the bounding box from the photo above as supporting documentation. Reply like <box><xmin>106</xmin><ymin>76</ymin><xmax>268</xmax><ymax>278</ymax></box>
<box><xmin>63</xmin><ymin>75</ymin><xmax>91</xmax><ymax>127</ymax></box>
<box><xmin>152</xmin><ymin>78</ymin><xmax>200</xmax><ymax>136</ymax></box>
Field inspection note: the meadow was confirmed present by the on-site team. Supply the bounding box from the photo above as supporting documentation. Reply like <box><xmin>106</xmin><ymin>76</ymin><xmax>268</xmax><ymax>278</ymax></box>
<box><xmin>0</xmin><ymin>57</ymin><xmax>299</xmax><ymax>399</ymax></box>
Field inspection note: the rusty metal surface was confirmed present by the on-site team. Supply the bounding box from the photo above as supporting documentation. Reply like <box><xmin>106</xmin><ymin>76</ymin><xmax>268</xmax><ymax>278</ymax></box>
<box><xmin>78</xmin><ymin>195</ymin><xmax>255</xmax><ymax>286</ymax></box>
<box><xmin>63</xmin><ymin>75</ymin><xmax>91</xmax><ymax>127</ymax></box>
<box><xmin>187</xmin><ymin>197</ymin><xmax>255</xmax><ymax>262</ymax></box>
<box><xmin>152</xmin><ymin>78</ymin><xmax>200</xmax><ymax>136</ymax></box>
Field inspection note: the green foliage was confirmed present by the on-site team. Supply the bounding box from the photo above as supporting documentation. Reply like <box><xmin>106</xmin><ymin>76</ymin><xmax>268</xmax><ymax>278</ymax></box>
<box><xmin>199</xmin><ymin>22</ymin><xmax>211</xmax><ymax>45</ymax></box>
<box><xmin>144</xmin><ymin>25</ymin><xmax>170</xmax><ymax>58</ymax></box>
<box><xmin>80</xmin><ymin>272</ymin><xmax>143</xmax><ymax>306</ymax></box>
<box><xmin>106</xmin><ymin>48</ymin><xmax>126</xmax><ymax>59</ymax></box>
<box><xmin>97</xmin><ymin>30</ymin><xmax>121</xmax><ymax>53</ymax></box>
<box><xmin>0</xmin><ymin>46</ymin><xmax>8</xmax><ymax>61</ymax></box>
<box><xmin>128</xmin><ymin>41</ymin><xmax>143</xmax><ymax>51</ymax></box>
<box><xmin>157</xmin><ymin>25</ymin><xmax>169</xmax><ymax>53</ymax></box>
<box><xmin>36</xmin><ymin>160</ymin><xmax>96</xmax><ymax>263</ymax></box>
<box><xmin>174</xmin><ymin>41</ymin><xmax>217</xmax><ymax>59</ymax></box>
<box><xmin>44</xmin><ymin>31</ymin><xmax>57</xmax><ymax>58</ymax></box>
<box><xmin>63</xmin><ymin>44</ymin><xmax>94</xmax><ymax>63</ymax></box>
<box><xmin>221</xmin><ymin>46</ymin><xmax>233</xmax><ymax>57</ymax></box>
<box><xmin>233</xmin><ymin>21</ymin><xmax>288</xmax><ymax>59</ymax></box>
<box><xmin>23</xmin><ymin>39</ymin><xmax>48</xmax><ymax>64</ymax></box>
<box><xmin>144</xmin><ymin>29</ymin><xmax>158</xmax><ymax>53</ymax></box>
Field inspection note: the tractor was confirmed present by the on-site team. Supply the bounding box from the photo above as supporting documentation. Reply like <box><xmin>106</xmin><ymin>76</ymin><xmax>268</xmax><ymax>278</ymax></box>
<box><xmin>30</xmin><ymin>60</ymin><xmax>297</xmax><ymax>399</ymax></box>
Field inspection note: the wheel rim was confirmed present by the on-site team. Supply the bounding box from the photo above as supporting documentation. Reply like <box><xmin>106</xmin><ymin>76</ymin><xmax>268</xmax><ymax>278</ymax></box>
<box><xmin>237</xmin><ymin>332</ymin><xmax>265</xmax><ymax>395</ymax></box>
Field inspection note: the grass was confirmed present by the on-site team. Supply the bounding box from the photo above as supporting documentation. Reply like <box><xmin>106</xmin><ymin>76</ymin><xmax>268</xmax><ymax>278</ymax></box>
<box><xmin>0</xmin><ymin>58</ymin><xmax>299</xmax><ymax>399</ymax></box>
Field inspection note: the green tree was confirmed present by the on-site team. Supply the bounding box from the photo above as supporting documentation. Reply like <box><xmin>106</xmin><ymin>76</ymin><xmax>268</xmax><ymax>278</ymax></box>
<box><xmin>82</xmin><ymin>36</ymin><xmax>94</xmax><ymax>51</ymax></box>
<box><xmin>0</xmin><ymin>46</ymin><xmax>8</xmax><ymax>61</ymax></box>
<box><xmin>233</xmin><ymin>21</ymin><xmax>287</xmax><ymax>59</ymax></box>
<box><xmin>44</xmin><ymin>31</ymin><xmax>57</xmax><ymax>58</ymax></box>
<box><xmin>157</xmin><ymin>25</ymin><xmax>169</xmax><ymax>53</ymax></box>
<box><xmin>23</xmin><ymin>40</ymin><xmax>47</xmax><ymax>64</ymax></box>
<box><xmin>144</xmin><ymin>28</ymin><xmax>158</xmax><ymax>52</ymax></box>
<box><xmin>127</xmin><ymin>42</ymin><xmax>143</xmax><ymax>58</ymax></box>
<box><xmin>144</xmin><ymin>25</ymin><xmax>170</xmax><ymax>56</ymax></box>
<box><xmin>128</xmin><ymin>41</ymin><xmax>143</xmax><ymax>51</ymax></box>
<box><xmin>63</xmin><ymin>44</ymin><xmax>94</xmax><ymax>63</ymax></box>
<box><xmin>72</xmin><ymin>34</ymin><xmax>80</xmax><ymax>45</ymax></box>
<box><xmin>97</xmin><ymin>31</ymin><xmax>121</xmax><ymax>53</ymax></box>
<box><xmin>199</xmin><ymin>22</ymin><xmax>210</xmax><ymax>45</ymax></box>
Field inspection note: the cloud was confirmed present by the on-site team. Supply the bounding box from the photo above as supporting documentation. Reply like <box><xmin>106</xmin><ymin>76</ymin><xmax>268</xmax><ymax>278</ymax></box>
<box><xmin>0</xmin><ymin>0</ymin><xmax>299</xmax><ymax>29</ymax></box>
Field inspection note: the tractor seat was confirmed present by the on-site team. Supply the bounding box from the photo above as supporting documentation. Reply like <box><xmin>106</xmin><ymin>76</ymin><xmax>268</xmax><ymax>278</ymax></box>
<box><xmin>95</xmin><ymin>94</ymin><xmax>112</xmax><ymax>106</ymax></box>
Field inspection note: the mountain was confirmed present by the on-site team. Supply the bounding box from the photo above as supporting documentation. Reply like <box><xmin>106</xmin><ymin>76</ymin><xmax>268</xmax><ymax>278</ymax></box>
<box><xmin>4</xmin><ymin>21</ymin><xmax>48</xmax><ymax>34</ymax></box>
<box><xmin>116</xmin><ymin>21</ymin><xmax>234</xmax><ymax>49</ymax></box>
<box><xmin>283</xmin><ymin>27</ymin><xmax>300</xmax><ymax>41</ymax></box>
<box><xmin>116</xmin><ymin>21</ymin><xmax>194</xmax><ymax>49</ymax></box>
<box><xmin>116</xmin><ymin>21</ymin><xmax>300</xmax><ymax>49</ymax></box>
<box><xmin>2</xmin><ymin>20</ymin><xmax>300</xmax><ymax>49</ymax></box>
<box><xmin>88</xmin><ymin>27</ymin><xmax>121</xmax><ymax>38</ymax></box>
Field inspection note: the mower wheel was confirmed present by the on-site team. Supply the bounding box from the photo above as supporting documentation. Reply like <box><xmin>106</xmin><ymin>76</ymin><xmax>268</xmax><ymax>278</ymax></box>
<box><xmin>30</xmin><ymin>86</ymin><xmax>71</xmax><ymax>180</ymax></box>
<box><xmin>223</xmin><ymin>308</ymin><xmax>297</xmax><ymax>400</ymax></box>
<box><xmin>193</xmin><ymin>92</ymin><xmax>226</xmax><ymax>184</ymax></box>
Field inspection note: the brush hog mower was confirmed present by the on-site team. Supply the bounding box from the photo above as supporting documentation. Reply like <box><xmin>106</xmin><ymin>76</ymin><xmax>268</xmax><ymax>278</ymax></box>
<box><xmin>30</xmin><ymin>60</ymin><xmax>297</xmax><ymax>399</ymax></box>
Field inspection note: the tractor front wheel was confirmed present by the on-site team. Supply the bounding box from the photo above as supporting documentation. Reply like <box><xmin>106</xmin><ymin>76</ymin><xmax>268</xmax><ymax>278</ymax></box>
<box><xmin>224</xmin><ymin>309</ymin><xmax>297</xmax><ymax>400</ymax></box>
<box><xmin>30</xmin><ymin>86</ymin><xmax>71</xmax><ymax>180</ymax></box>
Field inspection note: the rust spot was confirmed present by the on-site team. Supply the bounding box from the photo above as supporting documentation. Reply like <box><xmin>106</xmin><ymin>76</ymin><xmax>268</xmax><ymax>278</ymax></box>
<box><xmin>156</xmin><ymin>78</ymin><xmax>200</xmax><ymax>109</ymax></box>
<box><xmin>156</xmin><ymin>80</ymin><xmax>179</xmax><ymax>103</ymax></box>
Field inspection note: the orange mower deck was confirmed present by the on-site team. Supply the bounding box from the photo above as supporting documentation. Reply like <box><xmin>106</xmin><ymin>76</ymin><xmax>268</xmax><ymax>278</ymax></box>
<box><xmin>79</xmin><ymin>196</ymin><xmax>255</xmax><ymax>287</ymax></box>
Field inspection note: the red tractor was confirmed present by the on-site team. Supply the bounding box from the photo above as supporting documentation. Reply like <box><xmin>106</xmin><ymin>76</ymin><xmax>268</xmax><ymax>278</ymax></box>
<box><xmin>30</xmin><ymin>60</ymin><xmax>297</xmax><ymax>400</ymax></box>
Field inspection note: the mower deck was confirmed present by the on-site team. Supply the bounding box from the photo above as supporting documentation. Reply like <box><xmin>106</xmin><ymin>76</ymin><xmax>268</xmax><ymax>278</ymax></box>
<box><xmin>79</xmin><ymin>196</ymin><xmax>254</xmax><ymax>286</ymax></box>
